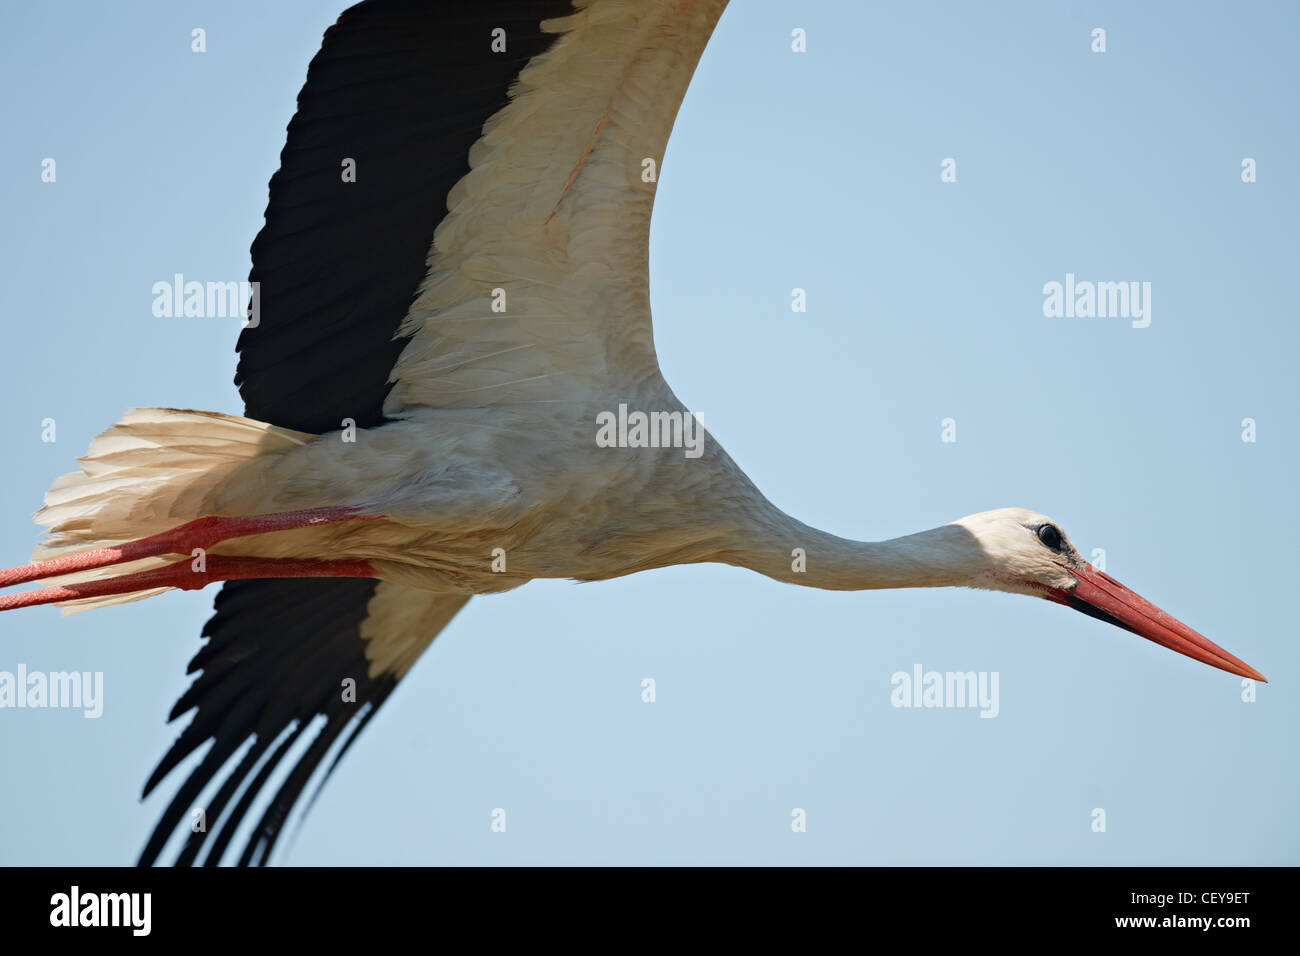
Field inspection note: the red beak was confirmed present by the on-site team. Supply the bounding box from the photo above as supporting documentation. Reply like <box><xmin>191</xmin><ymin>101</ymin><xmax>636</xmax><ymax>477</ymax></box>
<box><xmin>1049</xmin><ymin>564</ymin><xmax>1266</xmax><ymax>681</ymax></box>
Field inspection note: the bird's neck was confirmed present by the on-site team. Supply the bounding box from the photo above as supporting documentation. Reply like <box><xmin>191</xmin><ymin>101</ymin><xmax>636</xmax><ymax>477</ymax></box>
<box><xmin>726</xmin><ymin>506</ymin><xmax>985</xmax><ymax>592</ymax></box>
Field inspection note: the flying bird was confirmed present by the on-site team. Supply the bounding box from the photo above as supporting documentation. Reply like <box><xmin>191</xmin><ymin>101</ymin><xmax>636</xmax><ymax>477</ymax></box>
<box><xmin>0</xmin><ymin>0</ymin><xmax>1265</xmax><ymax>866</ymax></box>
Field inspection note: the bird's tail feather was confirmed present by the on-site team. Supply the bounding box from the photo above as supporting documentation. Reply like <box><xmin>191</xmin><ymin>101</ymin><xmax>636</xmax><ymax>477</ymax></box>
<box><xmin>30</xmin><ymin>407</ymin><xmax>310</xmax><ymax>610</ymax></box>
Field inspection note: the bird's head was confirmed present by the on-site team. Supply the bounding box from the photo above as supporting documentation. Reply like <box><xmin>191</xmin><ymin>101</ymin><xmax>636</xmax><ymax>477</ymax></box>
<box><xmin>951</xmin><ymin>507</ymin><xmax>1265</xmax><ymax>681</ymax></box>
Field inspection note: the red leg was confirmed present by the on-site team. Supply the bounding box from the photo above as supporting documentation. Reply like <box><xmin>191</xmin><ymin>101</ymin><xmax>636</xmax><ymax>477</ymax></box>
<box><xmin>0</xmin><ymin>555</ymin><xmax>376</xmax><ymax>612</ymax></box>
<box><xmin>0</xmin><ymin>506</ymin><xmax>378</xmax><ymax>589</ymax></box>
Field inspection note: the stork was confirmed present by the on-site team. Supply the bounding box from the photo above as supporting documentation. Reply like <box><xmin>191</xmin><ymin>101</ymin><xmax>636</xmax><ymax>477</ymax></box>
<box><xmin>0</xmin><ymin>0</ymin><xmax>1265</xmax><ymax>866</ymax></box>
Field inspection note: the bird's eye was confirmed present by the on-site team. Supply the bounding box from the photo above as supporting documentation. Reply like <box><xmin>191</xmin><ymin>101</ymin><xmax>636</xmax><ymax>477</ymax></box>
<box><xmin>1037</xmin><ymin>524</ymin><xmax>1062</xmax><ymax>549</ymax></box>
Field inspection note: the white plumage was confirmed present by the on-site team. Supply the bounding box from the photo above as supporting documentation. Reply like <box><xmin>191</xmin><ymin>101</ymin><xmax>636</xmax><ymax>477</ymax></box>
<box><xmin>0</xmin><ymin>0</ymin><xmax>1263</xmax><ymax>866</ymax></box>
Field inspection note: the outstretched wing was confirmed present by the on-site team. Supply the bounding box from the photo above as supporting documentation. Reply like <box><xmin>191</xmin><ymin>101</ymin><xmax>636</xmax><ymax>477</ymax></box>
<box><xmin>388</xmin><ymin>0</ymin><xmax>730</xmax><ymax>412</ymax></box>
<box><xmin>143</xmin><ymin>0</ymin><xmax>571</xmax><ymax>865</ymax></box>
<box><xmin>144</xmin><ymin>0</ymin><xmax>729</xmax><ymax>865</ymax></box>
<box><xmin>236</xmin><ymin>0</ymin><xmax>579</xmax><ymax>432</ymax></box>
<box><xmin>141</xmin><ymin>579</ymin><xmax>468</xmax><ymax>866</ymax></box>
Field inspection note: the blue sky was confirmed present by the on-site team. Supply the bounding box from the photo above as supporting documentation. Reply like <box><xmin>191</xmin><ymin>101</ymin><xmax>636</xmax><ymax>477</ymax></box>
<box><xmin>0</xmin><ymin>0</ymin><xmax>1296</xmax><ymax>865</ymax></box>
